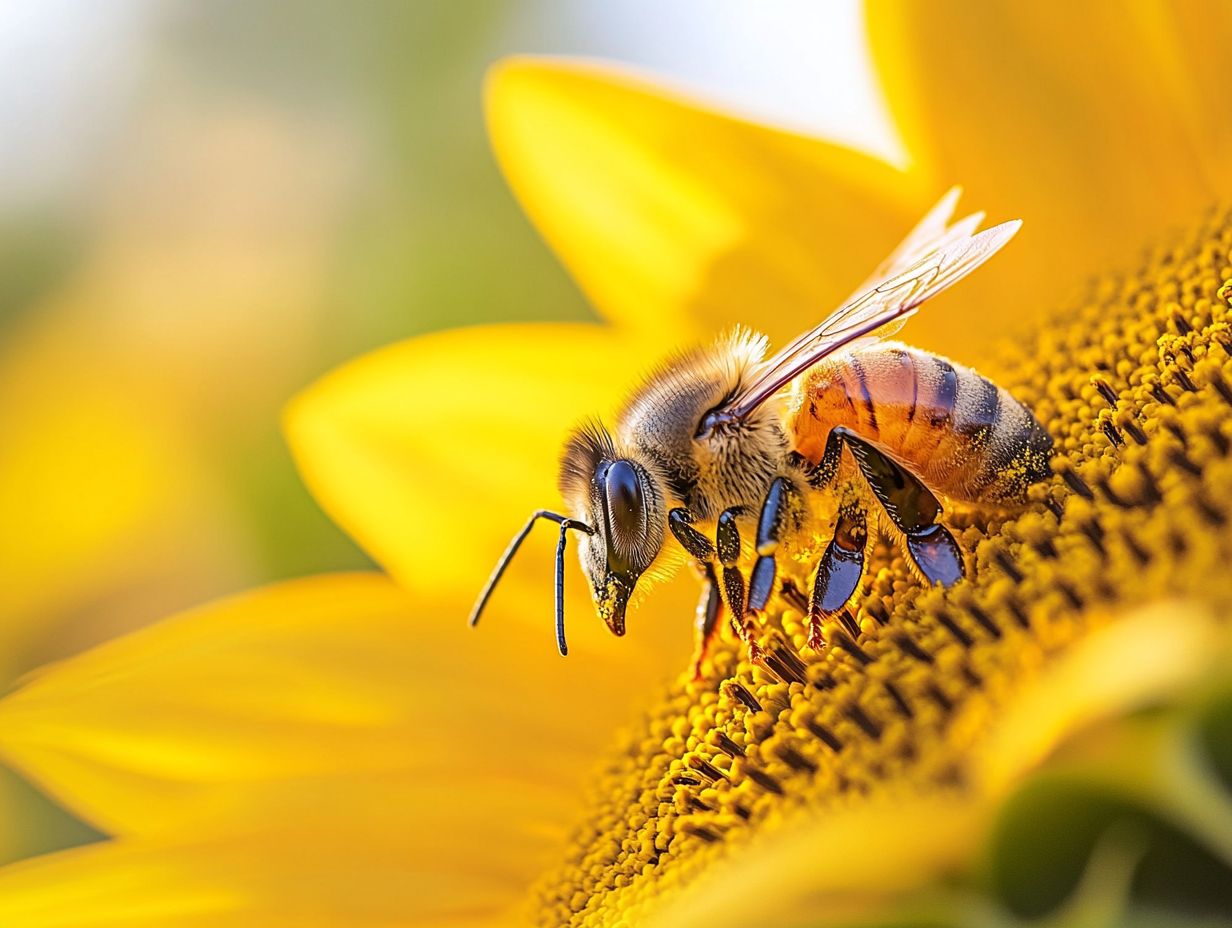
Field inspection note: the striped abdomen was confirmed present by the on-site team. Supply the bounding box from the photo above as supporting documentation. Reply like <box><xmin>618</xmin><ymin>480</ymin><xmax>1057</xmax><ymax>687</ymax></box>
<box><xmin>789</xmin><ymin>343</ymin><xmax>1052</xmax><ymax>503</ymax></box>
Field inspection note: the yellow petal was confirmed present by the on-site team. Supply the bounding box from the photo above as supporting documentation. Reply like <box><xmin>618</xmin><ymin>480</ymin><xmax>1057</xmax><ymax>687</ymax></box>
<box><xmin>641</xmin><ymin>792</ymin><xmax>986</xmax><ymax>928</ymax></box>
<box><xmin>0</xmin><ymin>310</ymin><xmax>249</xmax><ymax>680</ymax></box>
<box><xmin>487</xmin><ymin>57</ymin><xmax>918</xmax><ymax>342</ymax></box>
<box><xmin>975</xmin><ymin>603</ymin><xmax>1224</xmax><ymax>793</ymax></box>
<box><xmin>0</xmin><ymin>828</ymin><xmax>526</xmax><ymax>928</ymax></box>
<box><xmin>0</xmin><ymin>573</ymin><xmax>682</xmax><ymax>842</ymax></box>
<box><xmin>866</xmin><ymin>2</ymin><xmax>1232</xmax><ymax>353</ymax></box>
<box><xmin>284</xmin><ymin>320</ymin><xmax>693</xmax><ymax>656</ymax></box>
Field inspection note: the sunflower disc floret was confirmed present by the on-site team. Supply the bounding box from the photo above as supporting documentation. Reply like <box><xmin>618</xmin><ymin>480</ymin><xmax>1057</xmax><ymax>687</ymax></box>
<box><xmin>533</xmin><ymin>206</ymin><xmax>1232</xmax><ymax>926</ymax></box>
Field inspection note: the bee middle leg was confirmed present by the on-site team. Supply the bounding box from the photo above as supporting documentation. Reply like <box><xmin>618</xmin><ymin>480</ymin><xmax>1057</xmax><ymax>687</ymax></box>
<box><xmin>809</xmin><ymin>497</ymin><xmax>868</xmax><ymax>650</ymax></box>
<box><xmin>716</xmin><ymin>508</ymin><xmax>765</xmax><ymax>662</ymax></box>
<box><xmin>748</xmin><ymin>476</ymin><xmax>807</xmax><ymax>614</ymax></box>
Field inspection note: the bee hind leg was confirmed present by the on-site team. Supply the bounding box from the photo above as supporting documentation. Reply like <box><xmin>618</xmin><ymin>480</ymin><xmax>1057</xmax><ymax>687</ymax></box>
<box><xmin>837</xmin><ymin>427</ymin><xmax>964</xmax><ymax>587</ymax></box>
<box><xmin>809</xmin><ymin>501</ymin><xmax>868</xmax><ymax>650</ymax></box>
<box><xmin>904</xmin><ymin>524</ymin><xmax>964</xmax><ymax>586</ymax></box>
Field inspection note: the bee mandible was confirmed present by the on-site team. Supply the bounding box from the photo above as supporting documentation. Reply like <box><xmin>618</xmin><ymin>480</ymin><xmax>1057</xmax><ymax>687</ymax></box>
<box><xmin>469</xmin><ymin>189</ymin><xmax>1052</xmax><ymax>674</ymax></box>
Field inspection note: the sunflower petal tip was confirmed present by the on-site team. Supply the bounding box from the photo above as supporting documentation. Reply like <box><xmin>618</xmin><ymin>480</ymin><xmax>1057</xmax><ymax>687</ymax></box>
<box><xmin>280</xmin><ymin>380</ymin><xmax>326</xmax><ymax>464</ymax></box>
<box><xmin>482</xmin><ymin>54</ymin><xmax>539</xmax><ymax>96</ymax></box>
<box><xmin>484</xmin><ymin>55</ymin><xmax>609</xmax><ymax>109</ymax></box>
<box><xmin>483</xmin><ymin>55</ymin><xmax>570</xmax><ymax>145</ymax></box>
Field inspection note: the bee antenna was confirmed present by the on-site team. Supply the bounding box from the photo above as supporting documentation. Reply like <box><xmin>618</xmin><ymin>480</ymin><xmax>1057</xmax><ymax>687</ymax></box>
<box><xmin>469</xmin><ymin>510</ymin><xmax>595</xmax><ymax>657</ymax></box>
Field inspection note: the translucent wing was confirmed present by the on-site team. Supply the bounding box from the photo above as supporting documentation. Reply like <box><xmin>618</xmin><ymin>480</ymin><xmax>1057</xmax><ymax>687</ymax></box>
<box><xmin>725</xmin><ymin>190</ymin><xmax>1020</xmax><ymax>421</ymax></box>
<box><xmin>757</xmin><ymin>188</ymin><xmax>976</xmax><ymax>373</ymax></box>
<box><xmin>846</xmin><ymin>186</ymin><xmax>983</xmax><ymax>302</ymax></box>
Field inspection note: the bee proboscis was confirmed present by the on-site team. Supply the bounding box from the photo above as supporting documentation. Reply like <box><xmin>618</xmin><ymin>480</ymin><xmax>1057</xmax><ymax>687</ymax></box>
<box><xmin>470</xmin><ymin>188</ymin><xmax>1052</xmax><ymax>673</ymax></box>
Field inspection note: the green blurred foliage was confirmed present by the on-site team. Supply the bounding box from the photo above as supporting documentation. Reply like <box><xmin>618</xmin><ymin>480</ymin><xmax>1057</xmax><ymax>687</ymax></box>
<box><xmin>0</xmin><ymin>767</ymin><xmax>102</xmax><ymax>869</ymax></box>
<box><xmin>0</xmin><ymin>0</ymin><xmax>592</xmax><ymax>865</ymax></box>
<box><xmin>153</xmin><ymin>0</ymin><xmax>595</xmax><ymax>580</ymax></box>
<box><xmin>0</xmin><ymin>217</ymin><xmax>82</xmax><ymax>330</ymax></box>
<box><xmin>981</xmin><ymin>686</ymin><xmax>1232</xmax><ymax>927</ymax></box>
<box><xmin>991</xmin><ymin>781</ymin><xmax>1232</xmax><ymax>920</ymax></box>
<box><xmin>163</xmin><ymin>0</ymin><xmax>593</xmax><ymax>360</ymax></box>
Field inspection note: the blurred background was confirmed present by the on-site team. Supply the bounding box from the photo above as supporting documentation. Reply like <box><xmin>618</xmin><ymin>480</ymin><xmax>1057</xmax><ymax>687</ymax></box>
<box><xmin>0</xmin><ymin>0</ymin><xmax>899</xmax><ymax>865</ymax></box>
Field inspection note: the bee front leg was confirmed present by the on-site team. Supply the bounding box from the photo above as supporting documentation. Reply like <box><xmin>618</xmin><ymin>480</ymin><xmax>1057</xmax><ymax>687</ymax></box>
<box><xmin>836</xmin><ymin>427</ymin><xmax>964</xmax><ymax>586</ymax></box>
<box><xmin>809</xmin><ymin>499</ymin><xmax>868</xmax><ymax>650</ymax></box>
<box><xmin>669</xmin><ymin>508</ymin><xmax>732</xmax><ymax>674</ymax></box>
<box><xmin>669</xmin><ymin>506</ymin><xmax>763</xmax><ymax>664</ymax></box>
<box><xmin>689</xmin><ymin>562</ymin><xmax>724</xmax><ymax>681</ymax></box>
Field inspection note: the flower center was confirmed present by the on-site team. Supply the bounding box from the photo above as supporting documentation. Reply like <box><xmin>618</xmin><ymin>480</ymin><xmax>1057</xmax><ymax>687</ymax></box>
<box><xmin>533</xmin><ymin>208</ymin><xmax>1232</xmax><ymax>926</ymax></box>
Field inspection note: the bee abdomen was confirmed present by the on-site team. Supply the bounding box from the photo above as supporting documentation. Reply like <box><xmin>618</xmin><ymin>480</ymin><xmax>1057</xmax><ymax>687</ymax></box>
<box><xmin>947</xmin><ymin>364</ymin><xmax>1052</xmax><ymax>501</ymax></box>
<box><xmin>793</xmin><ymin>345</ymin><xmax>1051</xmax><ymax>504</ymax></box>
<box><xmin>965</xmin><ymin>395</ymin><xmax>1053</xmax><ymax>501</ymax></box>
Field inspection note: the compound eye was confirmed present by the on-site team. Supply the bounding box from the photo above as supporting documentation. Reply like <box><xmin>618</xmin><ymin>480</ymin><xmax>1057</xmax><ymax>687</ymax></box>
<box><xmin>603</xmin><ymin>459</ymin><xmax>646</xmax><ymax>569</ymax></box>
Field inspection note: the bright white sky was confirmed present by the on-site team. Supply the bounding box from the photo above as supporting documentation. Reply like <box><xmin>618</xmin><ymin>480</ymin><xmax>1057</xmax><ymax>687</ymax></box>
<box><xmin>0</xmin><ymin>0</ymin><xmax>153</xmax><ymax>204</ymax></box>
<box><xmin>504</xmin><ymin>0</ymin><xmax>904</xmax><ymax>165</ymax></box>
<box><xmin>0</xmin><ymin>0</ymin><xmax>901</xmax><ymax>204</ymax></box>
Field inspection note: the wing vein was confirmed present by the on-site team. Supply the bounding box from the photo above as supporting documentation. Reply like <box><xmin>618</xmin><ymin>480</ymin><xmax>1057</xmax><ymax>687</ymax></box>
<box><xmin>726</xmin><ymin>189</ymin><xmax>1019</xmax><ymax>420</ymax></box>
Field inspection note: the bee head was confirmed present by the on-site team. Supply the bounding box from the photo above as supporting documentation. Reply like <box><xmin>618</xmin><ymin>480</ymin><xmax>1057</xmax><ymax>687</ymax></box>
<box><xmin>560</xmin><ymin>423</ymin><xmax>666</xmax><ymax>637</ymax></box>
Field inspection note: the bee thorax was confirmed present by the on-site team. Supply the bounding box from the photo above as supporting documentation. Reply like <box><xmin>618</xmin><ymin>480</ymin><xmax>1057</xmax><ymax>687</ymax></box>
<box><xmin>687</xmin><ymin>415</ymin><xmax>788</xmax><ymax>518</ymax></box>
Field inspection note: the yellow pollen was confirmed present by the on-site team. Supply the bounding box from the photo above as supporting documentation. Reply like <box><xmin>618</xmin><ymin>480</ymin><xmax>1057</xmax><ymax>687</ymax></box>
<box><xmin>532</xmin><ymin>206</ymin><xmax>1232</xmax><ymax>926</ymax></box>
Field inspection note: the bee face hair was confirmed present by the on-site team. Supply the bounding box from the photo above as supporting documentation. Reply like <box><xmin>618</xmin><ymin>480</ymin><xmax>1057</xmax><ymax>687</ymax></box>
<box><xmin>558</xmin><ymin>420</ymin><xmax>616</xmax><ymax>502</ymax></box>
<box><xmin>558</xmin><ymin>422</ymin><xmax>667</xmax><ymax>635</ymax></box>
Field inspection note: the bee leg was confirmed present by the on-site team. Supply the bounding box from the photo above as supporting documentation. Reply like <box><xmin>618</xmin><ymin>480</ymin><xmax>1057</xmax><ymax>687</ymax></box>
<box><xmin>670</xmin><ymin>507</ymin><xmax>736</xmax><ymax>670</ymax></box>
<box><xmin>717</xmin><ymin>508</ymin><xmax>763</xmax><ymax>663</ymax></box>
<box><xmin>837</xmin><ymin>427</ymin><xmax>965</xmax><ymax>586</ymax></box>
<box><xmin>789</xmin><ymin>424</ymin><xmax>845</xmax><ymax>489</ymax></box>
<box><xmin>748</xmin><ymin>476</ymin><xmax>806</xmax><ymax>614</ymax></box>
<box><xmin>669</xmin><ymin>507</ymin><xmax>716</xmax><ymax>562</ymax></box>
<box><xmin>688</xmin><ymin>562</ymin><xmax>724</xmax><ymax>681</ymax></box>
<box><xmin>669</xmin><ymin>506</ymin><xmax>762</xmax><ymax>663</ymax></box>
<box><xmin>903</xmin><ymin>524</ymin><xmax>965</xmax><ymax>586</ymax></box>
<box><xmin>809</xmin><ymin>502</ymin><xmax>867</xmax><ymax>650</ymax></box>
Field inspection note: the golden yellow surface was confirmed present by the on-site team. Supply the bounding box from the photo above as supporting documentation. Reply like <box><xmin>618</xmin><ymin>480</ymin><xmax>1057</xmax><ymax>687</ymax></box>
<box><xmin>0</xmin><ymin>11</ymin><xmax>1231</xmax><ymax>920</ymax></box>
<box><xmin>531</xmin><ymin>207</ymin><xmax>1232</xmax><ymax>926</ymax></box>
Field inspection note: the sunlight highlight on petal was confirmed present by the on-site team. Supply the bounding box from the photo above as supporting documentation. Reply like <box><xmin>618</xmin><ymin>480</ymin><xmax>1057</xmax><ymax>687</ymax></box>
<box><xmin>0</xmin><ymin>573</ymin><xmax>685</xmax><ymax>841</ymax></box>
<box><xmin>976</xmin><ymin>604</ymin><xmax>1225</xmax><ymax>793</ymax></box>
<box><xmin>866</xmin><ymin>2</ymin><xmax>1232</xmax><ymax>351</ymax></box>
<box><xmin>487</xmin><ymin>57</ymin><xmax>917</xmax><ymax>343</ymax></box>
<box><xmin>0</xmin><ymin>828</ymin><xmax>524</xmax><ymax>928</ymax></box>
<box><xmin>641</xmin><ymin>793</ymin><xmax>985</xmax><ymax>928</ymax></box>
<box><xmin>284</xmin><ymin>320</ymin><xmax>693</xmax><ymax>652</ymax></box>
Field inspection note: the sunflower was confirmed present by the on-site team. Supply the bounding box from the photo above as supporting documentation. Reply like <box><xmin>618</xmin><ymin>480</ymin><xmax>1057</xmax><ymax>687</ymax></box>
<box><xmin>1</xmin><ymin>4</ymin><xmax>1231</xmax><ymax>925</ymax></box>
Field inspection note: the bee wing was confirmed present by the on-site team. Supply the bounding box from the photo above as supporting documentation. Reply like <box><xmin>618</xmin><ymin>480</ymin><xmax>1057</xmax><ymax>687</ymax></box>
<box><xmin>725</xmin><ymin>195</ymin><xmax>1020</xmax><ymax>420</ymax></box>
<box><xmin>759</xmin><ymin>188</ymin><xmax>976</xmax><ymax>371</ymax></box>
<box><xmin>846</xmin><ymin>186</ymin><xmax>983</xmax><ymax>301</ymax></box>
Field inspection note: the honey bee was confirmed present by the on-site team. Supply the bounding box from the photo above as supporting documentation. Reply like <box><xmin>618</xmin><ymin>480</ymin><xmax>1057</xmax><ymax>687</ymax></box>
<box><xmin>470</xmin><ymin>189</ymin><xmax>1052</xmax><ymax>673</ymax></box>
